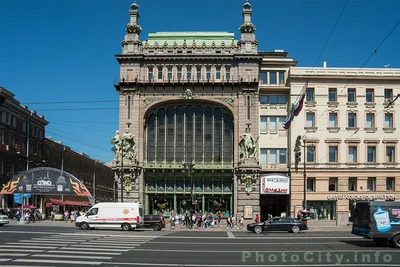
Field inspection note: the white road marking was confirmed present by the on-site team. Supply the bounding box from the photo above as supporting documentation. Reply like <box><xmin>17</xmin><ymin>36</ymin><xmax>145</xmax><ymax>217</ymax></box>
<box><xmin>145</xmin><ymin>241</ymin><xmax>360</xmax><ymax>245</ymax></box>
<box><xmin>32</xmin><ymin>238</ymin><xmax>90</xmax><ymax>242</ymax></box>
<box><xmin>13</xmin><ymin>259</ymin><xmax>103</xmax><ymax>265</ymax></box>
<box><xmin>0</xmin><ymin>245</ymin><xmax>57</xmax><ymax>249</ymax></box>
<box><xmin>86</xmin><ymin>240</ymin><xmax>146</xmax><ymax>244</ymax></box>
<box><xmin>6</xmin><ymin>242</ymin><xmax>61</xmax><ymax>246</ymax></box>
<box><xmin>0</xmin><ymin>249</ymin><xmax>44</xmax><ymax>253</ymax></box>
<box><xmin>46</xmin><ymin>250</ymin><xmax>121</xmax><ymax>256</ymax></box>
<box><xmin>0</xmin><ymin>259</ymin><xmax>11</xmax><ymax>262</ymax></box>
<box><xmin>226</xmin><ymin>231</ymin><xmax>235</xmax><ymax>238</ymax></box>
<box><xmin>31</xmin><ymin>254</ymin><xmax>113</xmax><ymax>260</ymax></box>
<box><xmin>0</xmin><ymin>254</ymin><xmax>29</xmax><ymax>257</ymax></box>
<box><xmin>128</xmin><ymin>248</ymin><xmax>400</xmax><ymax>253</ymax></box>
<box><xmin>18</xmin><ymin>240</ymin><xmax>77</xmax><ymax>244</ymax></box>
<box><xmin>59</xmin><ymin>247</ymin><xmax>129</xmax><ymax>252</ymax></box>
<box><xmin>93</xmin><ymin>263</ymin><xmax>400</xmax><ymax>267</ymax></box>
<box><xmin>69</xmin><ymin>244</ymin><xmax>136</xmax><ymax>249</ymax></box>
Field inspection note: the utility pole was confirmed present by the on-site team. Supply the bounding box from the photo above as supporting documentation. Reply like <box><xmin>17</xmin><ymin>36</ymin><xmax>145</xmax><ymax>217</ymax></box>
<box><xmin>120</xmin><ymin>139</ymin><xmax>124</xmax><ymax>203</ymax></box>
<box><xmin>93</xmin><ymin>160</ymin><xmax>97</xmax><ymax>204</ymax></box>
<box><xmin>21</xmin><ymin>111</ymin><xmax>34</xmax><ymax>220</ymax></box>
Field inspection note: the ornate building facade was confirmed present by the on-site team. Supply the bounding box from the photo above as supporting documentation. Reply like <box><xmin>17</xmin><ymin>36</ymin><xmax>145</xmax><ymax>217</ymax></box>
<box><xmin>113</xmin><ymin>1</ymin><xmax>263</xmax><ymax>219</ymax></box>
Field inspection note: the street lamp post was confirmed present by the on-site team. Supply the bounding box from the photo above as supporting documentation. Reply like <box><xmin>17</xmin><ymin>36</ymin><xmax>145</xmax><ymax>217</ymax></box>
<box><xmin>120</xmin><ymin>139</ymin><xmax>124</xmax><ymax>203</ymax></box>
<box><xmin>182</xmin><ymin>162</ymin><xmax>195</xmax><ymax>214</ymax></box>
<box><xmin>302</xmin><ymin>136</ymin><xmax>307</xmax><ymax>210</ymax></box>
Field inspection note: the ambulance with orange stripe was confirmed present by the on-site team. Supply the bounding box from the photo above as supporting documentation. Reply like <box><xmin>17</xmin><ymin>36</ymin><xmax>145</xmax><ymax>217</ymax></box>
<box><xmin>75</xmin><ymin>202</ymin><xmax>144</xmax><ymax>231</ymax></box>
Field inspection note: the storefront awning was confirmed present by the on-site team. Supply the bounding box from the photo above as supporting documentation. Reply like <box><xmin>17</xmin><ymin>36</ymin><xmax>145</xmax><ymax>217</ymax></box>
<box><xmin>49</xmin><ymin>199</ymin><xmax>65</xmax><ymax>206</ymax></box>
<box><xmin>64</xmin><ymin>201</ymin><xmax>91</xmax><ymax>207</ymax></box>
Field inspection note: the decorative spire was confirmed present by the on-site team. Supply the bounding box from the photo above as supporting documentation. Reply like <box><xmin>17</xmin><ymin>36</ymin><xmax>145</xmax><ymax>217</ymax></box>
<box><xmin>238</xmin><ymin>0</ymin><xmax>258</xmax><ymax>53</ymax></box>
<box><xmin>239</xmin><ymin>0</ymin><xmax>255</xmax><ymax>33</ymax></box>
<box><xmin>121</xmin><ymin>1</ymin><xmax>142</xmax><ymax>54</ymax></box>
<box><xmin>130</xmin><ymin>1</ymin><xmax>139</xmax><ymax>10</ymax></box>
<box><xmin>243</xmin><ymin>0</ymin><xmax>251</xmax><ymax>10</ymax></box>
<box><xmin>126</xmin><ymin>1</ymin><xmax>142</xmax><ymax>35</ymax></box>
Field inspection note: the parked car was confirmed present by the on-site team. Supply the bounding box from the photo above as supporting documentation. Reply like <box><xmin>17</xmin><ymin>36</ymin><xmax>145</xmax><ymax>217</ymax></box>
<box><xmin>143</xmin><ymin>215</ymin><xmax>165</xmax><ymax>231</ymax></box>
<box><xmin>247</xmin><ymin>217</ymin><xmax>308</xmax><ymax>234</ymax></box>
<box><xmin>0</xmin><ymin>212</ymin><xmax>10</xmax><ymax>226</ymax></box>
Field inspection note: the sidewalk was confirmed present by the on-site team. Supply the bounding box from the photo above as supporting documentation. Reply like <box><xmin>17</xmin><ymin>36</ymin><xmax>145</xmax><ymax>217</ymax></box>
<box><xmin>8</xmin><ymin>219</ymin><xmax>352</xmax><ymax>232</ymax></box>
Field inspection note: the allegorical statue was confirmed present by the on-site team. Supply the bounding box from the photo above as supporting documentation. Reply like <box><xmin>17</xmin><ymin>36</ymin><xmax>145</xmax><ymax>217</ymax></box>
<box><xmin>239</xmin><ymin>127</ymin><xmax>257</xmax><ymax>159</ymax></box>
<box><xmin>110</xmin><ymin>129</ymin><xmax>137</xmax><ymax>162</ymax></box>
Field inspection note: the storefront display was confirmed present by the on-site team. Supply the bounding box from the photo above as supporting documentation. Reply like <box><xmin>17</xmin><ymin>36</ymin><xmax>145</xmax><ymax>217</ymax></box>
<box><xmin>308</xmin><ymin>201</ymin><xmax>336</xmax><ymax>220</ymax></box>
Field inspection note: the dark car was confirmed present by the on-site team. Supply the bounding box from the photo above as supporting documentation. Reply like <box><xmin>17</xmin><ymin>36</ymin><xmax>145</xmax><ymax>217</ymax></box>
<box><xmin>143</xmin><ymin>215</ymin><xmax>165</xmax><ymax>231</ymax></box>
<box><xmin>247</xmin><ymin>217</ymin><xmax>308</xmax><ymax>234</ymax></box>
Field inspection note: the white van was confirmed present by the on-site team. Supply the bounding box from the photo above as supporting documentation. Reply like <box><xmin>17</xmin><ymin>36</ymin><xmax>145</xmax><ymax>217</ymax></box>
<box><xmin>75</xmin><ymin>202</ymin><xmax>144</xmax><ymax>231</ymax></box>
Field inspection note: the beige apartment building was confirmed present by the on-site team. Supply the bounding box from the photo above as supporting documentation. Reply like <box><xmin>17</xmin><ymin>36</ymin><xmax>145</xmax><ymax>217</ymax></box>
<box><xmin>289</xmin><ymin>67</ymin><xmax>400</xmax><ymax>225</ymax></box>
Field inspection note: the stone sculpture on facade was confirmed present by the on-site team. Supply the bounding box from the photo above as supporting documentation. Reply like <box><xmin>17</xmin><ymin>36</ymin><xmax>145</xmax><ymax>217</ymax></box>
<box><xmin>239</xmin><ymin>127</ymin><xmax>257</xmax><ymax>159</ymax></box>
<box><xmin>244</xmin><ymin>175</ymin><xmax>254</xmax><ymax>195</ymax></box>
<box><xmin>181</xmin><ymin>89</ymin><xmax>198</xmax><ymax>99</ymax></box>
<box><xmin>111</xmin><ymin>129</ymin><xmax>137</xmax><ymax>193</ymax></box>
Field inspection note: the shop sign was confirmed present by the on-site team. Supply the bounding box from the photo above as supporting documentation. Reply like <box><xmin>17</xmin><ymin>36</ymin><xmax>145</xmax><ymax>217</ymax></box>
<box><xmin>260</xmin><ymin>175</ymin><xmax>290</xmax><ymax>195</ymax></box>
<box><xmin>327</xmin><ymin>194</ymin><xmax>397</xmax><ymax>201</ymax></box>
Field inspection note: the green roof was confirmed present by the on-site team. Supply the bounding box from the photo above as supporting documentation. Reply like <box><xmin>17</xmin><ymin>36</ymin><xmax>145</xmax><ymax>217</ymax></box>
<box><xmin>144</xmin><ymin>32</ymin><xmax>237</xmax><ymax>48</ymax></box>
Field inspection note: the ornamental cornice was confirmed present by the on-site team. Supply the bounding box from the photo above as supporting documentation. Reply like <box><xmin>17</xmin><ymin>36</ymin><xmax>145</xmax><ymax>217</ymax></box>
<box><xmin>216</xmin><ymin>97</ymin><xmax>235</xmax><ymax>106</ymax></box>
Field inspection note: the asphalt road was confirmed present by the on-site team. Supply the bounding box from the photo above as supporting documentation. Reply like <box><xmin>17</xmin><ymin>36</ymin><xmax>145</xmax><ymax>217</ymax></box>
<box><xmin>0</xmin><ymin>225</ymin><xmax>399</xmax><ymax>267</ymax></box>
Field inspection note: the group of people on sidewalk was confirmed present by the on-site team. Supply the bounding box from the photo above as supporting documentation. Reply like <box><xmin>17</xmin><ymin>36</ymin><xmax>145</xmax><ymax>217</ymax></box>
<box><xmin>16</xmin><ymin>209</ymin><xmax>42</xmax><ymax>223</ymax></box>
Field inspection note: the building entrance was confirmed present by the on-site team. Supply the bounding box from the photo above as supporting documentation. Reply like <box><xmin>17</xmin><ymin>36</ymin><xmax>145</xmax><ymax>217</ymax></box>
<box><xmin>260</xmin><ymin>195</ymin><xmax>289</xmax><ymax>221</ymax></box>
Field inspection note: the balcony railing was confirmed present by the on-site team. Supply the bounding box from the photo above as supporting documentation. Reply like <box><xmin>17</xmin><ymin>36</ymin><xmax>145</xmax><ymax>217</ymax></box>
<box><xmin>115</xmin><ymin>76</ymin><xmax>260</xmax><ymax>86</ymax></box>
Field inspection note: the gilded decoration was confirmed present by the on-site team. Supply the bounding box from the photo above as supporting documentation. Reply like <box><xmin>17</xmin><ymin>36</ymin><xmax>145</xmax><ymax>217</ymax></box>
<box><xmin>143</xmin><ymin>98</ymin><xmax>161</xmax><ymax>107</ymax></box>
<box><xmin>180</xmin><ymin>89</ymin><xmax>198</xmax><ymax>99</ymax></box>
<box><xmin>216</xmin><ymin>97</ymin><xmax>235</xmax><ymax>107</ymax></box>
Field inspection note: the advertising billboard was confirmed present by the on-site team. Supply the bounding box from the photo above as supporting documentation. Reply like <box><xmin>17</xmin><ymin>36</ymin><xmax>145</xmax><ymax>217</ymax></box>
<box><xmin>0</xmin><ymin>167</ymin><xmax>91</xmax><ymax>197</ymax></box>
<box><xmin>260</xmin><ymin>174</ymin><xmax>290</xmax><ymax>195</ymax></box>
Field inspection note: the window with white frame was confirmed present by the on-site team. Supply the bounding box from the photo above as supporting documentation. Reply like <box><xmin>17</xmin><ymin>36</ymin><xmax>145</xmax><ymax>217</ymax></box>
<box><xmin>157</xmin><ymin>67</ymin><xmax>163</xmax><ymax>80</ymax></box>
<box><xmin>348</xmin><ymin>177</ymin><xmax>357</xmax><ymax>191</ymax></box>
<box><xmin>278</xmin><ymin>71</ymin><xmax>285</xmax><ymax>84</ymax></box>
<box><xmin>348</xmin><ymin>146</ymin><xmax>357</xmax><ymax>163</ymax></box>
<box><xmin>269</xmin><ymin>117</ymin><xmax>277</xmax><ymax>130</ymax></box>
<box><xmin>225</xmin><ymin>66</ymin><xmax>230</xmax><ymax>80</ymax></box>
<box><xmin>348</xmin><ymin>113</ymin><xmax>357</xmax><ymax>128</ymax></box>
<box><xmin>306</xmin><ymin>145</ymin><xmax>315</xmax><ymax>162</ymax></box>
<box><xmin>367</xmin><ymin>146</ymin><xmax>376</xmax><ymax>163</ymax></box>
<box><xmin>187</xmin><ymin>67</ymin><xmax>192</xmax><ymax>80</ymax></box>
<box><xmin>306</xmin><ymin>112</ymin><xmax>315</xmax><ymax>128</ymax></box>
<box><xmin>260</xmin><ymin>96</ymin><xmax>268</xmax><ymax>105</ymax></box>
<box><xmin>260</xmin><ymin>148</ymin><xmax>287</xmax><ymax>165</ymax></box>
<box><xmin>196</xmin><ymin>67</ymin><xmax>201</xmax><ymax>80</ymax></box>
<box><xmin>216</xmin><ymin>67</ymin><xmax>221</xmax><ymax>79</ymax></box>
<box><xmin>148</xmin><ymin>67</ymin><xmax>153</xmax><ymax>80</ymax></box>
<box><xmin>167</xmin><ymin>67</ymin><xmax>172</xmax><ymax>79</ymax></box>
<box><xmin>366</xmin><ymin>113</ymin><xmax>375</xmax><ymax>128</ymax></box>
<box><xmin>329</xmin><ymin>113</ymin><xmax>338</xmax><ymax>127</ymax></box>
<box><xmin>206</xmin><ymin>67</ymin><xmax>211</xmax><ymax>80</ymax></box>
<box><xmin>306</xmin><ymin>88</ymin><xmax>314</xmax><ymax>102</ymax></box>
<box><xmin>307</xmin><ymin>178</ymin><xmax>316</xmax><ymax>192</ymax></box>
<box><xmin>367</xmin><ymin>177</ymin><xmax>376</xmax><ymax>191</ymax></box>
<box><xmin>366</xmin><ymin>89</ymin><xmax>374</xmax><ymax>103</ymax></box>
<box><xmin>328</xmin><ymin>145</ymin><xmax>338</xmax><ymax>162</ymax></box>
<box><xmin>384</xmin><ymin>88</ymin><xmax>393</xmax><ymax>102</ymax></box>
<box><xmin>386</xmin><ymin>146</ymin><xmax>395</xmax><ymax>163</ymax></box>
<box><xmin>260</xmin><ymin>71</ymin><xmax>267</xmax><ymax>84</ymax></box>
<box><xmin>260</xmin><ymin>116</ymin><xmax>267</xmax><ymax>131</ymax></box>
<box><xmin>177</xmin><ymin>66</ymin><xmax>182</xmax><ymax>80</ymax></box>
<box><xmin>329</xmin><ymin>177</ymin><xmax>338</xmax><ymax>192</ymax></box>
<box><xmin>385</xmin><ymin>113</ymin><xmax>393</xmax><ymax>128</ymax></box>
<box><xmin>328</xmin><ymin>88</ymin><xmax>337</xmax><ymax>102</ymax></box>
<box><xmin>269</xmin><ymin>71</ymin><xmax>277</xmax><ymax>84</ymax></box>
<box><xmin>348</xmin><ymin>88</ymin><xmax>356</xmax><ymax>102</ymax></box>
<box><xmin>386</xmin><ymin>177</ymin><xmax>395</xmax><ymax>191</ymax></box>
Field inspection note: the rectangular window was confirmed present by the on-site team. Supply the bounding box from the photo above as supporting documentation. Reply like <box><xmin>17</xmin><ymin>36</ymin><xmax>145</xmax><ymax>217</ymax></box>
<box><xmin>278</xmin><ymin>116</ymin><xmax>285</xmax><ymax>130</ymax></box>
<box><xmin>167</xmin><ymin>67</ymin><xmax>172</xmax><ymax>79</ymax></box>
<box><xmin>386</xmin><ymin>146</ymin><xmax>395</xmax><ymax>163</ymax></box>
<box><xmin>260</xmin><ymin>72</ymin><xmax>267</xmax><ymax>84</ymax></box>
<box><xmin>0</xmin><ymin>111</ymin><xmax>2</xmax><ymax>123</ymax></box>
<box><xmin>348</xmin><ymin>146</ymin><xmax>357</xmax><ymax>163</ymax></box>
<box><xmin>385</xmin><ymin>113</ymin><xmax>393</xmax><ymax>128</ymax></box>
<box><xmin>279</xmin><ymin>149</ymin><xmax>287</xmax><ymax>164</ymax></box>
<box><xmin>328</xmin><ymin>88</ymin><xmax>337</xmax><ymax>102</ymax></box>
<box><xmin>366</xmin><ymin>88</ymin><xmax>374</xmax><ymax>102</ymax></box>
<box><xmin>367</xmin><ymin>146</ymin><xmax>376</xmax><ymax>163</ymax></box>
<box><xmin>278</xmin><ymin>71</ymin><xmax>285</xmax><ymax>84</ymax></box>
<box><xmin>177</xmin><ymin>67</ymin><xmax>182</xmax><ymax>80</ymax></box>
<box><xmin>158</xmin><ymin>67</ymin><xmax>163</xmax><ymax>80</ymax></box>
<box><xmin>206</xmin><ymin>67</ymin><xmax>211</xmax><ymax>80</ymax></box>
<box><xmin>260</xmin><ymin>148</ymin><xmax>267</xmax><ymax>166</ymax></box>
<box><xmin>366</xmin><ymin>113</ymin><xmax>375</xmax><ymax>128</ymax></box>
<box><xmin>386</xmin><ymin>177</ymin><xmax>395</xmax><ymax>191</ymax></box>
<box><xmin>348</xmin><ymin>177</ymin><xmax>357</xmax><ymax>191</ymax></box>
<box><xmin>268</xmin><ymin>95</ymin><xmax>277</xmax><ymax>104</ymax></box>
<box><xmin>269</xmin><ymin>149</ymin><xmax>277</xmax><ymax>164</ymax></box>
<box><xmin>148</xmin><ymin>67</ymin><xmax>153</xmax><ymax>80</ymax></box>
<box><xmin>329</xmin><ymin>177</ymin><xmax>338</xmax><ymax>192</ymax></box>
<box><xmin>0</xmin><ymin>130</ymin><xmax>3</xmax><ymax>144</ymax></box>
<box><xmin>384</xmin><ymin>88</ymin><xmax>393</xmax><ymax>102</ymax></box>
<box><xmin>216</xmin><ymin>67</ymin><xmax>221</xmax><ymax>79</ymax></box>
<box><xmin>306</xmin><ymin>88</ymin><xmax>314</xmax><ymax>102</ymax></box>
<box><xmin>306</xmin><ymin>112</ymin><xmax>315</xmax><ymax>128</ymax></box>
<box><xmin>197</xmin><ymin>67</ymin><xmax>201</xmax><ymax>80</ymax></box>
<box><xmin>260</xmin><ymin>116</ymin><xmax>267</xmax><ymax>131</ymax></box>
<box><xmin>348</xmin><ymin>113</ymin><xmax>357</xmax><ymax>128</ymax></box>
<box><xmin>277</xmin><ymin>96</ymin><xmax>286</xmax><ymax>104</ymax></box>
<box><xmin>269</xmin><ymin>71</ymin><xmax>277</xmax><ymax>84</ymax></box>
<box><xmin>307</xmin><ymin>178</ymin><xmax>315</xmax><ymax>192</ymax></box>
<box><xmin>225</xmin><ymin>66</ymin><xmax>231</xmax><ymax>80</ymax></box>
<box><xmin>187</xmin><ymin>67</ymin><xmax>192</xmax><ymax>80</ymax></box>
<box><xmin>348</xmin><ymin>88</ymin><xmax>356</xmax><ymax>102</ymax></box>
<box><xmin>328</xmin><ymin>146</ymin><xmax>338</xmax><ymax>162</ymax></box>
<box><xmin>9</xmin><ymin>134</ymin><xmax>15</xmax><ymax>147</ymax></box>
<box><xmin>367</xmin><ymin>177</ymin><xmax>376</xmax><ymax>191</ymax></box>
<box><xmin>329</xmin><ymin>113</ymin><xmax>337</xmax><ymax>127</ymax></box>
<box><xmin>260</xmin><ymin>95</ymin><xmax>268</xmax><ymax>105</ymax></box>
<box><xmin>269</xmin><ymin>116</ymin><xmax>277</xmax><ymax>130</ymax></box>
<box><xmin>0</xmin><ymin>159</ymin><xmax>2</xmax><ymax>175</ymax></box>
<box><xmin>306</xmin><ymin>145</ymin><xmax>315</xmax><ymax>162</ymax></box>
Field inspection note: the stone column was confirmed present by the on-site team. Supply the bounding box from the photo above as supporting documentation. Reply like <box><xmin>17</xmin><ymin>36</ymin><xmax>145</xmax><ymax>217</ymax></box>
<box><xmin>173</xmin><ymin>194</ymin><xmax>177</xmax><ymax>213</ymax></box>
<box><xmin>202</xmin><ymin>194</ymin><xmax>205</xmax><ymax>212</ymax></box>
<box><xmin>144</xmin><ymin>193</ymin><xmax>149</xmax><ymax>215</ymax></box>
<box><xmin>233</xmin><ymin>174</ymin><xmax>238</xmax><ymax>216</ymax></box>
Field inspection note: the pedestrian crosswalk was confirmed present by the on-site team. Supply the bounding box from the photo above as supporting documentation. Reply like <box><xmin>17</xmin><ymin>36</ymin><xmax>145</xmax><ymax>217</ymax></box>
<box><xmin>0</xmin><ymin>233</ymin><xmax>156</xmax><ymax>266</ymax></box>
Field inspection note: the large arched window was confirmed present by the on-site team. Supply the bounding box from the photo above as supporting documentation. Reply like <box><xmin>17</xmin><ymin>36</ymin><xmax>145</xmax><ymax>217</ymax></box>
<box><xmin>145</xmin><ymin>104</ymin><xmax>234</xmax><ymax>164</ymax></box>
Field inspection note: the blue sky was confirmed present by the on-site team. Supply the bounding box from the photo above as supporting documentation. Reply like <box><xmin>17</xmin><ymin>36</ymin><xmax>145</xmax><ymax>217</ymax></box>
<box><xmin>0</xmin><ymin>0</ymin><xmax>399</xmax><ymax>162</ymax></box>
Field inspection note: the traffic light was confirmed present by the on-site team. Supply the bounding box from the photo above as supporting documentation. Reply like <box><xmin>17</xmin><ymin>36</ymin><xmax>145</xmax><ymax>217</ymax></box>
<box><xmin>294</xmin><ymin>135</ymin><xmax>302</xmax><ymax>172</ymax></box>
